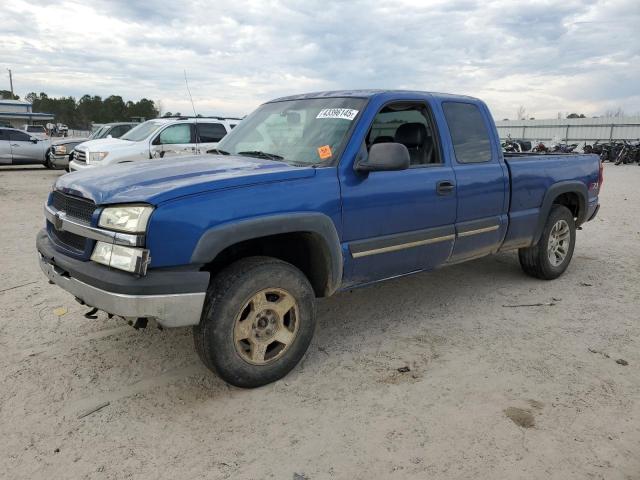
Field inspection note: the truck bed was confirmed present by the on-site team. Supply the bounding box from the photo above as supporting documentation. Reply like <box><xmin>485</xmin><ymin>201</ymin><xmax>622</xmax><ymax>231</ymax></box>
<box><xmin>500</xmin><ymin>152</ymin><xmax>600</xmax><ymax>250</ymax></box>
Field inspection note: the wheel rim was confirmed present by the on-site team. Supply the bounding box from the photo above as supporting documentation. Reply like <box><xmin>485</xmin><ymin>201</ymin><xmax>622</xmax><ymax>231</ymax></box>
<box><xmin>547</xmin><ymin>219</ymin><xmax>570</xmax><ymax>267</ymax></box>
<box><xmin>233</xmin><ymin>288</ymin><xmax>300</xmax><ymax>365</ymax></box>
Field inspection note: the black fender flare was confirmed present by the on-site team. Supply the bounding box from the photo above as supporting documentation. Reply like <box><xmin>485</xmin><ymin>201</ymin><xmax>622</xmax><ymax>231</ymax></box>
<box><xmin>533</xmin><ymin>181</ymin><xmax>588</xmax><ymax>245</ymax></box>
<box><xmin>190</xmin><ymin>212</ymin><xmax>343</xmax><ymax>295</ymax></box>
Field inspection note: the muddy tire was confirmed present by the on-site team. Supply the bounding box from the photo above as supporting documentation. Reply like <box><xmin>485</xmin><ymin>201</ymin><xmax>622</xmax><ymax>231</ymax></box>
<box><xmin>518</xmin><ymin>205</ymin><xmax>576</xmax><ymax>280</ymax></box>
<box><xmin>193</xmin><ymin>256</ymin><xmax>316</xmax><ymax>388</ymax></box>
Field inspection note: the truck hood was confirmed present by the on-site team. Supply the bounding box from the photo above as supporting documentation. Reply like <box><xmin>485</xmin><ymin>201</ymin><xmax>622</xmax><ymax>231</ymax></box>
<box><xmin>55</xmin><ymin>155</ymin><xmax>316</xmax><ymax>205</ymax></box>
<box><xmin>52</xmin><ymin>137</ymin><xmax>88</xmax><ymax>147</ymax></box>
<box><xmin>75</xmin><ymin>137</ymin><xmax>133</xmax><ymax>152</ymax></box>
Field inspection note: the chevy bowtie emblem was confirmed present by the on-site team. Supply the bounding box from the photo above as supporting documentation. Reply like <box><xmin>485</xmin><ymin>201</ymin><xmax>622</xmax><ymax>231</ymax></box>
<box><xmin>53</xmin><ymin>211</ymin><xmax>64</xmax><ymax>230</ymax></box>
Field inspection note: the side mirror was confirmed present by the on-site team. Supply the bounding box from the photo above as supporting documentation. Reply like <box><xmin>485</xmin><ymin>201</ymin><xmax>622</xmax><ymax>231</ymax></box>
<box><xmin>31</xmin><ymin>138</ymin><xmax>38</xmax><ymax>143</ymax></box>
<box><xmin>355</xmin><ymin>142</ymin><xmax>410</xmax><ymax>172</ymax></box>
<box><xmin>106</xmin><ymin>134</ymin><xmax>112</xmax><ymax>139</ymax></box>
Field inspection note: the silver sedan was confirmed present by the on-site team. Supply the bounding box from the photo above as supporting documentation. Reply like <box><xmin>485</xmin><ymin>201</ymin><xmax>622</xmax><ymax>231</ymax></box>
<box><xmin>0</xmin><ymin>127</ymin><xmax>51</xmax><ymax>167</ymax></box>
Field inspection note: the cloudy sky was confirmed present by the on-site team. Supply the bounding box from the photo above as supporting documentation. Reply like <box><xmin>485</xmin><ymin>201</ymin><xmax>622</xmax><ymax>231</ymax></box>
<box><xmin>1</xmin><ymin>0</ymin><xmax>639</xmax><ymax>120</ymax></box>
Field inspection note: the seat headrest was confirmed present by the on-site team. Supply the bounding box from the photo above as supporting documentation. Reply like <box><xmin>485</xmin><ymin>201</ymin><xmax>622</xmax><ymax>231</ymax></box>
<box><xmin>394</xmin><ymin>123</ymin><xmax>427</xmax><ymax>148</ymax></box>
<box><xmin>371</xmin><ymin>135</ymin><xmax>394</xmax><ymax>145</ymax></box>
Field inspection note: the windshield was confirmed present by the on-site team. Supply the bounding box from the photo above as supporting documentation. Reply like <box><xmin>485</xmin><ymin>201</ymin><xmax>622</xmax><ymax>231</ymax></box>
<box><xmin>217</xmin><ymin>97</ymin><xmax>366</xmax><ymax>166</ymax></box>
<box><xmin>120</xmin><ymin>120</ymin><xmax>164</xmax><ymax>142</ymax></box>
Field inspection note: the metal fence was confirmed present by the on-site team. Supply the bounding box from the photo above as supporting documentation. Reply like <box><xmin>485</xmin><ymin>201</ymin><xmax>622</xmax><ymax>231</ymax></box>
<box><xmin>495</xmin><ymin>117</ymin><xmax>640</xmax><ymax>145</ymax></box>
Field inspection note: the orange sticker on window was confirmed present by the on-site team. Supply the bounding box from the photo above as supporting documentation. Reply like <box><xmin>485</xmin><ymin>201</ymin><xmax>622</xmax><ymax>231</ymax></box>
<box><xmin>317</xmin><ymin>145</ymin><xmax>332</xmax><ymax>159</ymax></box>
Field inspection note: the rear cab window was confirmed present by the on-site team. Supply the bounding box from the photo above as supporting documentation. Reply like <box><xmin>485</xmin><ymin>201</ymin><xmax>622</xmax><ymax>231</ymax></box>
<box><xmin>442</xmin><ymin>102</ymin><xmax>493</xmax><ymax>164</ymax></box>
<box><xmin>197</xmin><ymin>123</ymin><xmax>228</xmax><ymax>143</ymax></box>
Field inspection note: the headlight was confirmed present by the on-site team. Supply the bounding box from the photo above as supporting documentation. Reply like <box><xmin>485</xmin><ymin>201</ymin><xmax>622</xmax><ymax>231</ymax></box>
<box><xmin>53</xmin><ymin>145</ymin><xmax>67</xmax><ymax>154</ymax></box>
<box><xmin>91</xmin><ymin>241</ymin><xmax>150</xmax><ymax>274</ymax></box>
<box><xmin>89</xmin><ymin>151</ymin><xmax>108</xmax><ymax>162</ymax></box>
<box><xmin>98</xmin><ymin>205</ymin><xmax>153</xmax><ymax>233</ymax></box>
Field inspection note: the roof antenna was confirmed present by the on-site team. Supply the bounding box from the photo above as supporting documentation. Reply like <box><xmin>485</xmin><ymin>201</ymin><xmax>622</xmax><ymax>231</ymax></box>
<box><xmin>184</xmin><ymin>69</ymin><xmax>199</xmax><ymax>154</ymax></box>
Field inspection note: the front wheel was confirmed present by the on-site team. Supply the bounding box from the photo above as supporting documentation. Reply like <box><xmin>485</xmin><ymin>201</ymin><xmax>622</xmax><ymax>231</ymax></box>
<box><xmin>518</xmin><ymin>205</ymin><xmax>576</xmax><ymax>280</ymax></box>
<box><xmin>44</xmin><ymin>151</ymin><xmax>54</xmax><ymax>169</ymax></box>
<box><xmin>193</xmin><ymin>257</ymin><xmax>316</xmax><ymax>388</ymax></box>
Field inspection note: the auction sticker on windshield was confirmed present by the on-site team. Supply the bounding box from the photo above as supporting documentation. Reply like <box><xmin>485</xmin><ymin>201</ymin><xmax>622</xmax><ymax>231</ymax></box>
<box><xmin>316</xmin><ymin>109</ymin><xmax>359</xmax><ymax>121</ymax></box>
<box><xmin>317</xmin><ymin>145</ymin><xmax>333</xmax><ymax>159</ymax></box>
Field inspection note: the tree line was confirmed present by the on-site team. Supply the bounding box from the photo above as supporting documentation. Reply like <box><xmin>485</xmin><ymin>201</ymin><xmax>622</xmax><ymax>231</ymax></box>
<box><xmin>0</xmin><ymin>90</ymin><xmax>159</xmax><ymax>129</ymax></box>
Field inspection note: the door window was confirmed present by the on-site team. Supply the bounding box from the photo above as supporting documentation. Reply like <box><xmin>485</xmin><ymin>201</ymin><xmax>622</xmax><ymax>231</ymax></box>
<box><xmin>442</xmin><ymin>102</ymin><xmax>492</xmax><ymax>164</ymax></box>
<box><xmin>9</xmin><ymin>130</ymin><xmax>31</xmax><ymax>142</ymax></box>
<box><xmin>367</xmin><ymin>102</ymin><xmax>440</xmax><ymax>166</ymax></box>
<box><xmin>0</xmin><ymin>129</ymin><xmax>9</xmax><ymax>141</ymax></box>
<box><xmin>197</xmin><ymin>123</ymin><xmax>227</xmax><ymax>143</ymax></box>
<box><xmin>156</xmin><ymin>124</ymin><xmax>193</xmax><ymax>145</ymax></box>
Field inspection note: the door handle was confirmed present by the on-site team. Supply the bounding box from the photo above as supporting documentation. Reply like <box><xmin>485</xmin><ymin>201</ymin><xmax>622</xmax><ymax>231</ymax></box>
<box><xmin>11</xmin><ymin>144</ymin><xmax>20</xmax><ymax>147</ymax></box>
<box><xmin>436</xmin><ymin>180</ymin><xmax>455</xmax><ymax>195</ymax></box>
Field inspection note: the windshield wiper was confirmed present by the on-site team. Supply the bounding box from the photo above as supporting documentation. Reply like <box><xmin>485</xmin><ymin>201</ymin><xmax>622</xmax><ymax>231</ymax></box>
<box><xmin>237</xmin><ymin>150</ymin><xmax>284</xmax><ymax>161</ymax></box>
<box><xmin>206</xmin><ymin>148</ymin><xmax>231</xmax><ymax>155</ymax></box>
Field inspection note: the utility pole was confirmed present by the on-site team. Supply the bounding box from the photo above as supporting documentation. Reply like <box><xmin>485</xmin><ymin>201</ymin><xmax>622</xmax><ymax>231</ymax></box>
<box><xmin>7</xmin><ymin>68</ymin><xmax>14</xmax><ymax>98</ymax></box>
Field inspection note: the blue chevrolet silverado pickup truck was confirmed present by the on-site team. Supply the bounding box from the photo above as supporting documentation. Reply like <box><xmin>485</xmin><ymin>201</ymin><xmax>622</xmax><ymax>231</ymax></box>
<box><xmin>37</xmin><ymin>90</ymin><xmax>602</xmax><ymax>387</ymax></box>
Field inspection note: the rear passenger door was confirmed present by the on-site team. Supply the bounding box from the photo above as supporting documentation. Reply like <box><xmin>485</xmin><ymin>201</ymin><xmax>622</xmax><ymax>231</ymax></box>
<box><xmin>195</xmin><ymin>122</ymin><xmax>228</xmax><ymax>153</ymax></box>
<box><xmin>0</xmin><ymin>129</ymin><xmax>11</xmax><ymax>164</ymax></box>
<box><xmin>442</xmin><ymin>101</ymin><xmax>508</xmax><ymax>263</ymax></box>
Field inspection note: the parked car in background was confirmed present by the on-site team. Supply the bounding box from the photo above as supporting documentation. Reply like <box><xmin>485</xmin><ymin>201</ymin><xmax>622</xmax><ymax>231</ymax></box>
<box><xmin>0</xmin><ymin>127</ymin><xmax>51</xmax><ymax>166</ymax></box>
<box><xmin>56</xmin><ymin>124</ymin><xmax>69</xmax><ymax>137</ymax></box>
<box><xmin>69</xmin><ymin>116</ymin><xmax>239</xmax><ymax>171</ymax></box>
<box><xmin>21</xmin><ymin>124</ymin><xmax>49</xmax><ymax>140</ymax></box>
<box><xmin>48</xmin><ymin>122</ymin><xmax>138</xmax><ymax>170</ymax></box>
<box><xmin>39</xmin><ymin>90</ymin><xmax>601</xmax><ymax>388</ymax></box>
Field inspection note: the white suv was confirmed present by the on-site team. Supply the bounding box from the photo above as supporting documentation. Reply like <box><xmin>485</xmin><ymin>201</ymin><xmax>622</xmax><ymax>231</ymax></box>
<box><xmin>69</xmin><ymin>116</ymin><xmax>240</xmax><ymax>172</ymax></box>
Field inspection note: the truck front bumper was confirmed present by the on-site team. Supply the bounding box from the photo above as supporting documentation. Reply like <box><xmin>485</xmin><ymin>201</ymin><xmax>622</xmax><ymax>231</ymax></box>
<box><xmin>68</xmin><ymin>160</ymin><xmax>94</xmax><ymax>172</ymax></box>
<box><xmin>49</xmin><ymin>152</ymin><xmax>70</xmax><ymax>169</ymax></box>
<box><xmin>37</xmin><ymin>230</ymin><xmax>209</xmax><ymax>328</ymax></box>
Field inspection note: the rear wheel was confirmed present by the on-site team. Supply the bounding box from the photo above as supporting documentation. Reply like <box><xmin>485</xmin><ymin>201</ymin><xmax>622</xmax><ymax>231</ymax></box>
<box><xmin>193</xmin><ymin>256</ymin><xmax>316</xmax><ymax>388</ymax></box>
<box><xmin>518</xmin><ymin>205</ymin><xmax>576</xmax><ymax>280</ymax></box>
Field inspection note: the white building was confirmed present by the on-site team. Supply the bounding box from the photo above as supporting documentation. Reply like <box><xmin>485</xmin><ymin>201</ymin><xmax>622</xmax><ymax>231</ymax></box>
<box><xmin>0</xmin><ymin>99</ymin><xmax>54</xmax><ymax>128</ymax></box>
<box><xmin>495</xmin><ymin>117</ymin><xmax>640</xmax><ymax>145</ymax></box>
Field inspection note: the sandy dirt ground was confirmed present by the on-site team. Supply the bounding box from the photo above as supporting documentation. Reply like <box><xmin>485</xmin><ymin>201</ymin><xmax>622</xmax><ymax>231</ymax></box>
<box><xmin>0</xmin><ymin>163</ymin><xmax>638</xmax><ymax>480</ymax></box>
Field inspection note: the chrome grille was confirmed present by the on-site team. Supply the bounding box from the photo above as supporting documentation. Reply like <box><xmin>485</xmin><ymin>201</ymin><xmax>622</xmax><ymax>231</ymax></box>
<box><xmin>50</xmin><ymin>228</ymin><xmax>86</xmax><ymax>251</ymax></box>
<box><xmin>50</xmin><ymin>191</ymin><xmax>96</xmax><ymax>224</ymax></box>
<box><xmin>48</xmin><ymin>191</ymin><xmax>96</xmax><ymax>253</ymax></box>
<box><xmin>74</xmin><ymin>149</ymin><xmax>87</xmax><ymax>163</ymax></box>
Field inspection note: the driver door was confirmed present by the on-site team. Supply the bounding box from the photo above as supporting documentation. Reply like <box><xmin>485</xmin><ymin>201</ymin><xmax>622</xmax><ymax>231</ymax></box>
<box><xmin>9</xmin><ymin>130</ymin><xmax>45</xmax><ymax>164</ymax></box>
<box><xmin>150</xmin><ymin>124</ymin><xmax>196</xmax><ymax>158</ymax></box>
<box><xmin>340</xmin><ymin>101</ymin><xmax>457</xmax><ymax>285</ymax></box>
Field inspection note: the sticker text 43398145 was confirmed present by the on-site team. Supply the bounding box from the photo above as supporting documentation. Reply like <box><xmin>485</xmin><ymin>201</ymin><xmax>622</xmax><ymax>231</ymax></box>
<box><xmin>316</xmin><ymin>109</ymin><xmax>359</xmax><ymax>121</ymax></box>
